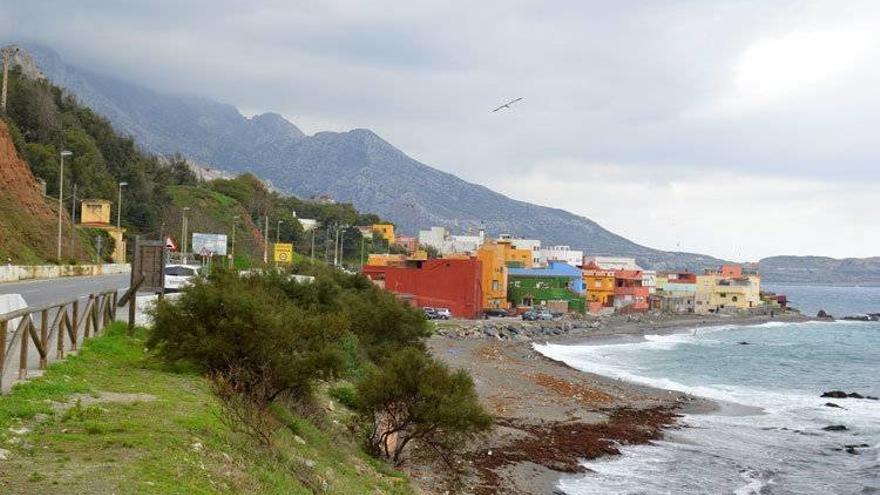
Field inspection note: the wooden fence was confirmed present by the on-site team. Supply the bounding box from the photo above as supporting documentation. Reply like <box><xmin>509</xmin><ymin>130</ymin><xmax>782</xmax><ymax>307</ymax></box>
<box><xmin>0</xmin><ymin>290</ymin><xmax>118</xmax><ymax>394</ymax></box>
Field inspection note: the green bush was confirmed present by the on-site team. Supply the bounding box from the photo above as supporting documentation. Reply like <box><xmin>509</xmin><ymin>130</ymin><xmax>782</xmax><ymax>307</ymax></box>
<box><xmin>148</xmin><ymin>269</ymin><xmax>348</xmax><ymax>403</ymax></box>
<box><xmin>329</xmin><ymin>385</ymin><xmax>359</xmax><ymax>410</ymax></box>
<box><xmin>356</xmin><ymin>347</ymin><xmax>492</xmax><ymax>465</ymax></box>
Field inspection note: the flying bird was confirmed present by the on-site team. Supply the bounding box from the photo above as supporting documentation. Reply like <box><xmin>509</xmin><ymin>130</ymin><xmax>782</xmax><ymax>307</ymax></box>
<box><xmin>491</xmin><ymin>97</ymin><xmax>524</xmax><ymax>112</ymax></box>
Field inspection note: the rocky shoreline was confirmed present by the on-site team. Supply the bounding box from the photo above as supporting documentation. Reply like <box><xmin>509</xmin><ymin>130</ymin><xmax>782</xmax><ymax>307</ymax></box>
<box><xmin>408</xmin><ymin>311</ymin><xmax>807</xmax><ymax>494</ymax></box>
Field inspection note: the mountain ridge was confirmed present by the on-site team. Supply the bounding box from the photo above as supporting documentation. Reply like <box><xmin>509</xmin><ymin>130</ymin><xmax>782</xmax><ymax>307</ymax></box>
<box><xmin>14</xmin><ymin>43</ymin><xmax>880</xmax><ymax>283</ymax></box>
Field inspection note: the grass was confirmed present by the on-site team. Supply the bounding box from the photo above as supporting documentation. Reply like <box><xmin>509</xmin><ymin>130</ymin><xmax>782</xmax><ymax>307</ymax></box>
<box><xmin>0</xmin><ymin>322</ymin><xmax>414</xmax><ymax>495</ymax></box>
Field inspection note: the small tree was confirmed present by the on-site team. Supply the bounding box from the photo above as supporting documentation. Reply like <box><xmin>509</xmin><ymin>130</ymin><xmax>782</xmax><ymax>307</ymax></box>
<box><xmin>356</xmin><ymin>348</ymin><xmax>492</xmax><ymax>466</ymax></box>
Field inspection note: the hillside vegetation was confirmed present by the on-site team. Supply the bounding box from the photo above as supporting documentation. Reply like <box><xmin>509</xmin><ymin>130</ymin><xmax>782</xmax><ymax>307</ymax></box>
<box><xmin>0</xmin><ymin>323</ymin><xmax>414</xmax><ymax>494</ymax></box>
<box><xmin>1</xmin><ymin>58</ymin><xmax>389</xmax><ymax>266</ymax></box>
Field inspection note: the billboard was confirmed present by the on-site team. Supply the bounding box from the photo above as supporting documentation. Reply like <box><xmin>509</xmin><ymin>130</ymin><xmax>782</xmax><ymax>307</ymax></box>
<box><xmin>274</xmin><ymin>243</ymin><xmax>293</xmax><ymax>263</ymax></box>
<box><xmin>192</xmin><ymin>233</ymin><xmax>228</xmax><ymax>256</ymax></box>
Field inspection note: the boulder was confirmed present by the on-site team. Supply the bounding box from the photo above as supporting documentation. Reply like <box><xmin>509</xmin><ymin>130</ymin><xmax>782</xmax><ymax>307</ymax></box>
<box><xmin>816</xmin><ymin>309</ymin><xmax>833</xmax><ymax>319</ymax></box>
<box><xmin>821</xmin><ymin>391</ymin><xmax>848</xmax><ymax>399</ymax></box>
<box><xmin>847</xmin><ymin>392</ymin><xmax>864</xmax><ymax>399</ymax></box>
<box><xmin>738</xmin><ymin>341</ymin><xmax>750</xmax><ymax>345</ymax></box>
<box><xmin>822</xmin><ymin>425</ymin><xmax>848</xmax><ymax>431</ymax></box>
<box><xmin>824</xmin><ymin>403</ymin><xmax>843</xmax><ymax>408</ymax></box>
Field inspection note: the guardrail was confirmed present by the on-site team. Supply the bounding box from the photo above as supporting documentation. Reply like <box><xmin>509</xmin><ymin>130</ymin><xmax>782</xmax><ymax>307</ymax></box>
<box><xmin>0</xmin><ymin>290</ymin><xmax>118</xmax><ymax>393</ymax></box>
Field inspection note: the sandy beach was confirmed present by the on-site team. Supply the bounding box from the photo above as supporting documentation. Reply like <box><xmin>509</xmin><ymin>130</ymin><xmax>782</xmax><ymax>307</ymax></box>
<box><xmin>407</xmin><ymin>311</ymin><xmax>807</xmax><ymax>494</ymax></box>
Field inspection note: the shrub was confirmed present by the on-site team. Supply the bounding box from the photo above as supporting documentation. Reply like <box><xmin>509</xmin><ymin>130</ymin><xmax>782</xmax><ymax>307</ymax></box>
<box><xmin>356</xmin><ymin>347</ymin><xmax>492</xmax><ymax>466</ymax></box>
<box><xmin>329</xmin><ymin>385</ymin><xmax>359</xmax><ymax>410</ymax></box>
<box><xmin>148</xmin><ymin>269</ymin><xmax>348</xmax><ymax>404</ymax></box>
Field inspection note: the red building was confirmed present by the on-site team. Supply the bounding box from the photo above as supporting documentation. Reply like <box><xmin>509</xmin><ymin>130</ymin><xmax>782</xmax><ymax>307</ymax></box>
<box><xmin>614</xmin><ymin>269</ymin><xmax>650</xmax><ymax>311</ymax></box>
<box><xmin>362</xmin><ymin>258</ymin><xmax>482</xmax><ymax>319</ymax></box>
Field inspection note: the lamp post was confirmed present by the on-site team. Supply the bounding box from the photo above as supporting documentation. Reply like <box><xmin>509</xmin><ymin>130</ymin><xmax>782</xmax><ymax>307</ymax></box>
<box><xmin>230</xmin><ymin>215</ymin><xmax>238</xmax><ymax>268</ymax></box>
<box><xmin>57</xmin><ymin>150</ymin><xmax>72</xmax><ymax>261</ymax></box>
<box><xmin>181</xmin><ymin>207</ymin><xmax>190</xmax><ymax>263</ymax></box>
<box><xmin>116</xmin><ymin>181</ymin><xmax>128</xmax><ymax>229</ymax></box>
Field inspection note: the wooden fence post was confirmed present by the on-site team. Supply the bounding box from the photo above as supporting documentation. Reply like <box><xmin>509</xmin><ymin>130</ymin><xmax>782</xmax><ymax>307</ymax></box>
<box><xmin>0</xmin><ymin>320</ymin><xmax>7</xmax><ymax>392</ymax></box>
<box><xmin>57</xmin><ymin>309</ymin><xmax>65</xmax><ymax>359</ymax></box>
<box><xmin>71</xmin><ymin>300</ymin><xmax>79</xmax><ymax>351</ymax></box>
<box><xmin>40</xmin><ymin>309</ymin><xmax>48</xmax><ymax>369</ymax></box>
<box><xmin>19</xmin><ymin>317</ymin><xmax>29</xmax><ymax>380</ymax></box>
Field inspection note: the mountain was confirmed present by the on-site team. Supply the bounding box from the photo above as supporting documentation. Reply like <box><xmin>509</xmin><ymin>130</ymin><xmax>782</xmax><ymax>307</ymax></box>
<box><xmin>14</xmin><ymin>44</ymin><xmax>728</xmax><ymax>270</ymax></box>
<box><xmin>759</xmin><ymin>256</ymin><xmax>880</xmax><ymax>286</ymax></box>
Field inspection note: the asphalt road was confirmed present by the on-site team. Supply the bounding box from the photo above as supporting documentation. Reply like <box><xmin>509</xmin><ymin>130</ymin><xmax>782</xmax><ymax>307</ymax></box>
<box><xmin>0</xmin><ymin>273</ymin><xmax>131</xmax><ymax>309</ymax></box>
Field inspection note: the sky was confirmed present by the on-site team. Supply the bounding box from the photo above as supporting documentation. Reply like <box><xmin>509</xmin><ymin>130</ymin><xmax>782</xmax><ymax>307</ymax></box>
<box><xmin>3</xmin><ymin>0</ymin><xmax>880</xmax><ymax>261</ymax></box>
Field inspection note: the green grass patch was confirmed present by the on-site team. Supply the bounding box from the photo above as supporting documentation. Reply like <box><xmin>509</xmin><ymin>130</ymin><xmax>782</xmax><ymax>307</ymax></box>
<box><xmin>0</xmin><ymin>322</ymin><xmax>414</xmax><ymax>495</ymax></box>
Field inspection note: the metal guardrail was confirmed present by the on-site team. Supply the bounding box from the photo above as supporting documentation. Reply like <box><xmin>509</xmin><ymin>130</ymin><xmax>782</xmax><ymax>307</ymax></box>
<box><xmin>0</xmin><ymin>290</ymin><xmax>118</xmax><ymax>393</ymax></box>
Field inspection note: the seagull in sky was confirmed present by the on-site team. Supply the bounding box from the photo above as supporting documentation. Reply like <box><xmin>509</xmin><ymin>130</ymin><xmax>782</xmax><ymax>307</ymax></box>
<box><xmin>491</xmin><ymin>97</ymin><xmax>524</xmax><ymax>112</ymax></box>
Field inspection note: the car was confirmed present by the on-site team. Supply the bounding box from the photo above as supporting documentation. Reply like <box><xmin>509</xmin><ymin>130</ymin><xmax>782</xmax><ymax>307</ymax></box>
<box><xmin>434</xmin><ymin>308</ymin><xmax>452</xmax><ymax>320</ymax></box>
<box><xmin>483</xmin><ymin>308</ymin><xmax>510</xmax><ymax>317</ymax></box>
<box><xmin>163</xmin><ymin>264</ymin><xmax>202</xmax><ymax>292</ymax></box>
<box><xmin>423</xmin><ymin>307</ymin><xmax>437</xmax><ymax>319</ymax></box>
<box><xmin>537</xmin><ymin>310</ymin><xmax>554</xmax><ymax>320</ymax></box>
<box><xmin>521</xmin><ymin>310</ymin><xmax>538</xmax><ymax>321</ymax></box>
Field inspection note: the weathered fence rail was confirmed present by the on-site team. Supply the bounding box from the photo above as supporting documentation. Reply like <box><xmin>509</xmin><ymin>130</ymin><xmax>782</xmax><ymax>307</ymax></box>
<box><xmin>0</xmin><ymin>290</ymin><xmax>118</xmax><ymax>394</ymax></box>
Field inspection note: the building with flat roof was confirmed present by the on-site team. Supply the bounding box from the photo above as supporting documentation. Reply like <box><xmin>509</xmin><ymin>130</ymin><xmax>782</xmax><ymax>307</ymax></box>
<box><xmin>507</xmin><ymin>261</ymin><xmax>585</xmax><ymax>313</ymax></box>
<box><xmin>77</xmin><ymin>199</ymin><xmax>126</xmax><ymax>263</ymax></box>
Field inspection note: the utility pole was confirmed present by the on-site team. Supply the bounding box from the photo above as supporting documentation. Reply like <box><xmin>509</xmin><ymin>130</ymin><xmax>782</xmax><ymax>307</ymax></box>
<box><xmin>333</xmin><ymin>225</ymin><xmax>340</xmax><ymax>266</ymax></box>
<box><xmin>181</xmin><ymin>207</ymin><xmax>190</xmax><ymax>263</ymax></box>
<box><xmin>230</xmin><ymin>215</ymin><xmax>238</xmax><ymax>269</ymax></box>
<box><xmin>1</xmin><ymin>46</ymin><xmax>18</xmax><ymax>113</ymax></box>
<box><xmin>310</xmin><ymin>229</ymin><xmax>315</xmax><ymax>262</ymax></box>
<box><xmin>263</xmin><ymin>216</ymin><xmax>269</xmax><ymax>265</ymax></box>
<box><xmin>339</xmin><ymin>227</ymin><xmax>346</xmax><ymax>267</ymax></box>
<box><xmin>57</xmin><ymin>150</ymin><xmax>72</xmax><ymax>261</ymax></box>
<box><xmin>117</xmin><ymin>181</ymin><xmax>127</xmax><ymax>229</ymax></box>
<box><xmin>70</xmin><ymin>183</ymin><xmax>77</xmax><ymax>258</ymax></box>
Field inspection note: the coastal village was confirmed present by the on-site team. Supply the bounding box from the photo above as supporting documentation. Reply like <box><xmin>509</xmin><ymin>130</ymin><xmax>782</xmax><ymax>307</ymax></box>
<box><xmin>358</xmin><ymin>223</ymin><xmax>787</xmax><ymax>319</ymax></box>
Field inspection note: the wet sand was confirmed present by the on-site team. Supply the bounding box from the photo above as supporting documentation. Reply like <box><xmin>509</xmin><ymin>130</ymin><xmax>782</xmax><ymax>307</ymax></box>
<box><xmin>406</xmin><ymin>312</ymin><xmax>805</xmax><ymax>494</ymax></box>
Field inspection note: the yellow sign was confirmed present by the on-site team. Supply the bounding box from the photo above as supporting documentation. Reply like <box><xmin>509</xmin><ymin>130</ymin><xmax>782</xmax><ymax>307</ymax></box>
<box><xmin>273</xmin><ymin>243</ymin><xmax>293</xmax><ymax>263</ymax></box>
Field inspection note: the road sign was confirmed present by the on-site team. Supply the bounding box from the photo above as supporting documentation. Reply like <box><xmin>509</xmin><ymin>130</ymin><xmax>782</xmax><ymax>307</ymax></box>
<box><xmin>273</xmin><ymin>243</ymin><xmax>293</xmax><ymax>263</ymax></box>
<box><xmin>192</xmin><ymin>233</ymin><xmax>227</xmax><ymax>256</ymax></box>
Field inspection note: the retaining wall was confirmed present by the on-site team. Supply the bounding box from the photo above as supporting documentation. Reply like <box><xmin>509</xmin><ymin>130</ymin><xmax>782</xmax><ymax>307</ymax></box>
<box><xmin>0</xmin><ymin>264</ymin><xmax>130</xmax><ymax>283</ymax></box>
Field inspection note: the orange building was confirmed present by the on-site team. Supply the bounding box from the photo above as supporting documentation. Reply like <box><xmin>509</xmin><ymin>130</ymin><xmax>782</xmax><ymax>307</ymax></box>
<box><xmin>477</xmin><ymin>242</ymin><xmax>510</xmax><ymax>310</ymax></box>
<box><xmin>614</xmin><ymin>269</ymin><xmax>649</xmax><ymax>312</ymax></box>
<box><xmin>497</xmin><ymin>240</ymin><xmax>533</xmax><ymax>268</ymax></box>
<box><xmin>582</xmin><ymin>261</ymin><xmax>616</xmax><ymax>311</ymax></box>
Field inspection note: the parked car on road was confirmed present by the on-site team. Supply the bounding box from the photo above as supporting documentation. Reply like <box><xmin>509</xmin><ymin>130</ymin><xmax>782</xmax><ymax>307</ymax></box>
<box><xmin>483</xmin><ymin>308</ymin><xmax>510</xmax><ymax>317</ymax></box>
<box><xmin>423</xmin><ymin>307</ymin><xmax>437</xmax><ymax>319</ymax></box>
<box><xmin>522</xmin><ymin>308</ymin><xmax>554</xmax><ymax>321</ymax></box>
<box><xmin>164</xmin><ymin>264</ymin><xmax>202</xmax><ymax>292</ymax></box>
<box><xmin>434</xmin><ymin>308</ymin><xmax>452</xmax><ymax>320</ymax></box>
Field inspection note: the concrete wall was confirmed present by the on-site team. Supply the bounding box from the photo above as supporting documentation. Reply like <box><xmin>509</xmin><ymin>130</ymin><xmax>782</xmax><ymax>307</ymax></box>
<box><xmin>0</xmin><ymin>264</ymin><xmax>130</xmax><ymax>283</ymax></box>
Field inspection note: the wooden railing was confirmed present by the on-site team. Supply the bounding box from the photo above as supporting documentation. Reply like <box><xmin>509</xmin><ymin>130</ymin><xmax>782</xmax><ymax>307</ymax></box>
<box><xmin>0</xmin><ymin>290</ymin><xmax>118</xmax><ymax>393</ymax></box>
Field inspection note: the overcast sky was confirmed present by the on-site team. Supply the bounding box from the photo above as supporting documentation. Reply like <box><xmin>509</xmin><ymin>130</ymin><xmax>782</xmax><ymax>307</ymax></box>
<box><xmin>4</xmin><ymin>1</ymin><xmax>879</xmax><ymax>260</ymax></box>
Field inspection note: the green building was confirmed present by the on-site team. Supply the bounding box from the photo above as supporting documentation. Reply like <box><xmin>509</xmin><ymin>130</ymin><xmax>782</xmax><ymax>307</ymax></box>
<box><xmin>507</xmin><ymin>261</ymin><xmax>586</xmax><ymax>313</ymax></box>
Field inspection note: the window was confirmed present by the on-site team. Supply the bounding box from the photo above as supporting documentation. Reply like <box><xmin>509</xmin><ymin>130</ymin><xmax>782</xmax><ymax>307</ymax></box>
<box><xmin>732</xmin><ymin>296</ymin><xmax>738</xmax><ymax>302</ymax></box>
<box><xmin>492</xmin><ymin>281</ymin><xmax>500</xmax><ymax>291</ymax></box>
<box><xmin>720</xmin><ymin>292</ymin><xmax>727</xmax><ymax>298</ymax></box>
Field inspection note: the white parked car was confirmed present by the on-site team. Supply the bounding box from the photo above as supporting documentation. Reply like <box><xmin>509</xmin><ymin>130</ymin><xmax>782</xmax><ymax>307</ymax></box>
<box><xmin>434</xmin><ymin>307</ymin><xmax>452</xmax><ymax>320</ymax></box>
<box><xmin>163</xmin><ymin>264</ymin><xmax>202</xmax><ymax>292</ymax></box>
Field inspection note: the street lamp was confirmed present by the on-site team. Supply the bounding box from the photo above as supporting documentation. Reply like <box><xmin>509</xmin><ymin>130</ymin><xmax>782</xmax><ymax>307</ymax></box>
<box><xmin>116</xmin><ymin>181</ymin><xmax>128</xmax><ymax>229</ymax></box>
<box><xmin>230</xmin><ymin>215</ymin><xmax>239</xmax><ymax>268</ymax></box>
<box><xmin>276</xmin><ymin>220</ymin><xmax>284</xmax><ymax>243</ymax></box>
<box><xmin>57</xmin><ymin>150</ymin><xmax>73</xmax><ymax>261</ymax></box>
<box><xmin>181</xmin><ymin>207</ymin><xmax>190</xmax><ymax>262</ymax></box>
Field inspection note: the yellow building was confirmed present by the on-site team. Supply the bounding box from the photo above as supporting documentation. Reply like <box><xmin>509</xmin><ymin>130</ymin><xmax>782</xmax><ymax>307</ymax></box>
<box><xmin>477</xmin><ymin>243</ymin><xmax>509</xmax><ymax>310</ymax></box>
<box><xmin>695</xmin><ymin>272</ymin><xmax>761</xmax><ymax>314</ymax></box>
<box><xmin>78</xmin><ymin>199</ymin><xmax>126</xmax><ymax>263</ymax></box>
<box><xmin>582</xmin><ymin>262</ymin><xmax>615</xmax><ymax>307</ymax></box>
<box><xmin>497</xmin><ymin>240</ymin><xmax>533</xmax><ymax>268</ymax></box>
<box><xmin>371</xmin><ymin>224</ymin><xmax>395</xmax><ymax>244</ymax></box>
<box><xmin>366</xmin><ymin>253</ymin><xmax>407</xmax><ymax>266</ymax></box>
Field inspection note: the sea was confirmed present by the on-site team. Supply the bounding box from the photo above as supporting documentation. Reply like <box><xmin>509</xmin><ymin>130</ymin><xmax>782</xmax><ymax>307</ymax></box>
<box><xmin>534</xmin><ymin>285</ymin><xmax>880</xmax><ymax>494</ymax></box>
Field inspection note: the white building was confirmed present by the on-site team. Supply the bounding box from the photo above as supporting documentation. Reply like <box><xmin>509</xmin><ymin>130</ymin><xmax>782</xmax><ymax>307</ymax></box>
<box><xmin>418</xmin><ymin>226</ymin><xmax>485</xmax><ymax>255</ymax></box>
<box><xmin>537</xmin><ymin>245</ymin><xmax>584</xmax><ymax>267</ymax></box>
<box><xmin>583</xmin><ymin>256</ymin><xmax>641</xmax><ymax>271</ymax></box>
<box><xmin>641</xmin><ymin>270</ymin><xmax>657</xmax><ymax>294</ymax></box>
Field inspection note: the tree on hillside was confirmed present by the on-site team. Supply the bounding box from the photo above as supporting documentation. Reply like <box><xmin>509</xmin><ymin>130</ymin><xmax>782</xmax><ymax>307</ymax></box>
<box><xmin>356</xmin><ymin>347</ymin><xmax>492</xmax><ymax>466</ymax></box>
